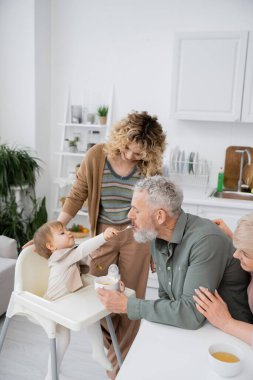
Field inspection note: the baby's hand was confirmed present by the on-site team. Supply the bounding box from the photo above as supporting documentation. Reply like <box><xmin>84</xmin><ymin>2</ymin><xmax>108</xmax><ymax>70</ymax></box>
<box><xmin>103</xmin><ymin>227</ymin><xmax>119</xmax><ymax>241</ymax></box>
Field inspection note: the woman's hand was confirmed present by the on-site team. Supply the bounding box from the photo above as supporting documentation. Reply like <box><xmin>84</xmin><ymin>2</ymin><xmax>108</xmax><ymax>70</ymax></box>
<box><xmin>22</xmin><ymin>239</ymin><xmax>34</xmax><ymax>249</ymax></box>
<box><xmin>213</xmin><ymin>219</ymin><xmax>233</xmax><ymax>239</ymax></box>
<box><xmin>193</xmin><ymin>287</ymin><xmax>233</xmax><ymax>331</ymax></box>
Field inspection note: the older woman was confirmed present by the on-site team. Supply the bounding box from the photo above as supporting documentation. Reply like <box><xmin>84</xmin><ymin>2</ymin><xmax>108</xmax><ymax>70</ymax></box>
<box><xmin>58</xmin><ymin>111</ymin><xmax>166</xmax><ymax>379</ymax></box>
<box><xmin>194</xmin><ymin>213</ymin><xmax>253</xmax><ymax>347</ymax></box>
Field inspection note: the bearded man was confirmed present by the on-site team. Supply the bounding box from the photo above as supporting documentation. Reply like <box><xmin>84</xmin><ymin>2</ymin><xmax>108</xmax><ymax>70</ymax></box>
<box><xmin>98</xmin><ymin>176</ymin><xmax>253</xmax><ymax>329</ymax></box>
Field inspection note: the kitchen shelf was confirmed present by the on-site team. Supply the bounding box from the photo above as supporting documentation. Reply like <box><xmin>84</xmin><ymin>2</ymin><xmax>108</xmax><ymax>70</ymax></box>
<box><xmin>58</xmin><ymin>123</ymin><xmax>107</xmax><ymax>129</ymax></box>
<box><xmin>55</xmin><ymin>151</ymin><xmax>86</xmax><ymax>158</ymax></box>
<box><xmin>53</xmin><ymin>177</ymin><xmax>76</xmax><ymax>187</ymax></box>
<box><xmin>52</xmin><ymin>86</ymin><xmax>113</xmax><ymax>225</ymax></box>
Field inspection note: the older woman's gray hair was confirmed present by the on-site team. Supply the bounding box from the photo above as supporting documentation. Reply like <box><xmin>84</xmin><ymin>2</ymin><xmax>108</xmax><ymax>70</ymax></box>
<box><xmin>134</xmin><ymin>175</ymin><xmax>183</xmax><ymax>217</ymax></box>
<box><xmin>233</xmin><ymin>213</ymin><xmax>253</xmax><ymax>254</ymax></box>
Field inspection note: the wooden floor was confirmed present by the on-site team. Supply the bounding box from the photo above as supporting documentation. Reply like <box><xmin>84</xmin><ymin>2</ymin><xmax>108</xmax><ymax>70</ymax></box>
<box><xmin>0</xmin><ymin>314</ymin><xmax>108</xmax><ymax>380</ymax></box>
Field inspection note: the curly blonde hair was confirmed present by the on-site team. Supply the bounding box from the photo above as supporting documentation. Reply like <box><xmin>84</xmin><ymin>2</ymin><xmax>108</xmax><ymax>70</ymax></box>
<box><xmin>104</xmin><ymin>111</ymin><xmax>166</xmax><ymax>176</ymax></box>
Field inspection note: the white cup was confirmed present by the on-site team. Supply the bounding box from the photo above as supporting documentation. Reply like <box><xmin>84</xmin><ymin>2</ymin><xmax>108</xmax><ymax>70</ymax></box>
<box><xmin>208</xmin><ymin>343</ymin><xmax>244</xmax><ymax>378</ymax></box>
<box><xmin>94</xmin><ymin>276</ymin><xmax>119</xmax><ymax>291</ymax></box>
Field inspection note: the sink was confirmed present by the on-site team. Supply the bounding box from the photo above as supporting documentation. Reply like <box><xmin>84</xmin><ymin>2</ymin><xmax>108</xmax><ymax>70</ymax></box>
<box><xmin>210</xmin><ymin>190</ymin><xmax>253</xmax><ymax>201</ymax></box>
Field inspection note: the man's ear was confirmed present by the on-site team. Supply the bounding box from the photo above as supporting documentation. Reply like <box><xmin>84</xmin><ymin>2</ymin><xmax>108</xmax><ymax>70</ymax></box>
<box><xmin>156</xmin><ymin>209</ymin><xmax>166</xmax><ymax>225</ymax></box>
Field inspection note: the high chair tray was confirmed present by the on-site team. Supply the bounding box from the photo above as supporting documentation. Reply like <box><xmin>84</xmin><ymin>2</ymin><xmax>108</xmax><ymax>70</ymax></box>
<box><xmin>14</xmin><ymin>276</ymin><xmax>135</xmax><ymax>331</ymax></box>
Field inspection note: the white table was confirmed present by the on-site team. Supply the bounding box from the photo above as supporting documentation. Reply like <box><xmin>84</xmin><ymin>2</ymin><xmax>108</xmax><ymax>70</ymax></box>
<box><xmin>116</xmin><ymin>320</ymin><xmax>253</xmax><ymax>380</ymax></box>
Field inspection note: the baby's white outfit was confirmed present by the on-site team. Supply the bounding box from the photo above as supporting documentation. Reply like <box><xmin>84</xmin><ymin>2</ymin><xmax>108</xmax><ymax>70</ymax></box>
<box><xmin>45</xmin><ymin>233</ymin><xmax>106</xmax><ymax>300</ymax></box>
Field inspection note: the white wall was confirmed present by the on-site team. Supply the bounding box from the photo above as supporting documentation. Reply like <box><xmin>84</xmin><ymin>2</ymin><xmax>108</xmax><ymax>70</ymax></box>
<box><xmin>0</xmin><ymin>0</ymin><xmax>51</xmax><ymax>202</ymax></box>
<box><xmin>0</xmin><ymin>0</ymin><xmax>35</xmax><ymax>147</ymax></box>
<box><xmin>50</xmin><ymin>0</ymin><xmax>253</xmax><ymax>194</ymax></box>
<box><xmin>34</xmin><ymin>0</ymin><xmax>51</xmax><ymax>198</ymax></box>
<box><xmin>1</xmin><ymin>0</ymin><xmax>253</xmax><ymax>216</ymax></box>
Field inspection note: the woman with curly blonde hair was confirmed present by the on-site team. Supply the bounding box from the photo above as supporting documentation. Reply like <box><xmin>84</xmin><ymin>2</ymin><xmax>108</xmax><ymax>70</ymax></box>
<box><xmin>104</xmin><ymin>111</ymin><xmax>165</xmax><ymax>176</ymax></box>
<box><xmin>58</xmin><ymin>110</ymin><xmax>166</xmax><ymax>379</ymax></box>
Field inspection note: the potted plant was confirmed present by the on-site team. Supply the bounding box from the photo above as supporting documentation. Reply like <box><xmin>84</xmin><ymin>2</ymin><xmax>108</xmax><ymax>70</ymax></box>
<box><xmin>97</xmin><ymin>105</ymin><xmax>109</xmax><ymax>125</ymax></box>
<box><xmin>65</xmin><ymin>136</ymin><xmax>79</xmax><ymax>152</ymax></box>
<box><xmin>0</xmin><ymin>194</ymin><xmax>47</xmax><ymax>251</ymax></box>
<box><xmin>0</xmin><ymin>144</ymin><xmax>47</xmax><ymax>251</ymax></box>
<box><xmin>0</xmin><ymin>144</ymin><xmax>41</xmax><ymax>198</ymax></box>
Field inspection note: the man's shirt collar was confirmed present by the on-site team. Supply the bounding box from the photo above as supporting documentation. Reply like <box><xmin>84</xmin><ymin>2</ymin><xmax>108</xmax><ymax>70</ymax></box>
<box><xmin>154</xmin><ymin>209</ymin><xmax>187</xmax><ymax>257</ymax></box>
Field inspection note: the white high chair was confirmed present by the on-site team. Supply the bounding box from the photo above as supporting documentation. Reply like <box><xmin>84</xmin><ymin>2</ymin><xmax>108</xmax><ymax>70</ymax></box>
<box><xmin>0</xmin><ymin>246</ymin><xmax>135</xmax><ymax>380</ymax></box>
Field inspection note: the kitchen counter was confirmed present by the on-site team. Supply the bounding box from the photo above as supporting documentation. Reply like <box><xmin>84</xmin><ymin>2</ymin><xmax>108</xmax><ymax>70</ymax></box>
<box><xmin>182</xmin><ymin>186</ymin><xmax>253</xmax><ymax>210</ymax></box>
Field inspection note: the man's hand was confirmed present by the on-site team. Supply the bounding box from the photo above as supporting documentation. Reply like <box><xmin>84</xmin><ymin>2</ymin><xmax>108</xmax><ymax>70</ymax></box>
<box><xmin>97</xmin><ymin>288</ymin><xmax>128</xmax><ymax>314</ymax></box>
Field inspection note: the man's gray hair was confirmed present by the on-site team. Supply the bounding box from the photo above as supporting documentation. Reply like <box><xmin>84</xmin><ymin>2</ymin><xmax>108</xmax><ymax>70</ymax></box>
<box><xmin>134</xmin><ymin>175</ymin><xmax>183</xmax><ymax>217</ymax></box>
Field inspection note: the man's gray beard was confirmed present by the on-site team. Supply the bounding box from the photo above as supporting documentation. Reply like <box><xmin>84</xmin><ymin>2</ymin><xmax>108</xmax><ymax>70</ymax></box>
<box><xmin>133</xmin><ymin>229</ymin><xmax>158</xmax><ymax>243</ymax></box>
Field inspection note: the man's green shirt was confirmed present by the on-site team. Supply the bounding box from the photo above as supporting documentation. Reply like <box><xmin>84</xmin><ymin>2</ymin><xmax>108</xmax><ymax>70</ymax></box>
<box><xmin>127</xmin><ymin>210</ymin><xmax>252</xmax><ymax>329</ymax></box>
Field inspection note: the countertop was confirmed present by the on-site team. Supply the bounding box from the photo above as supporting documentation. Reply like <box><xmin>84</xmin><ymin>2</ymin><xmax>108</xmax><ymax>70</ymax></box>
<box><xmin>182</xmin><ymin>186</ymin><xmax>253</xmax><ymax>210</ymax></box>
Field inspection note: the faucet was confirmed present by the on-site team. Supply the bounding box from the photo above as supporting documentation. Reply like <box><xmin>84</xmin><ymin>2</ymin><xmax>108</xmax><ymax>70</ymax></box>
<box><xmin>235</xmin><ymin>149</ymin><xmax>252</xmax><ymax>192</ymax></box>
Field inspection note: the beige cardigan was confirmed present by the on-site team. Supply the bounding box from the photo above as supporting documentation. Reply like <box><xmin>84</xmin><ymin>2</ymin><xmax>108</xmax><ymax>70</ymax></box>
<box><xmin>62</xmin><ymin>143</ymin><xmax>106</xmax><ymax>236</ymax></box>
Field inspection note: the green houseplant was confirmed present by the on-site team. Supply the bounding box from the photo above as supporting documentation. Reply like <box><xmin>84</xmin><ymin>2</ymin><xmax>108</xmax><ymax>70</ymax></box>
<box><xmin>0</xmin><ymin>144</ymin><xmax>47</xmax><ymax>250</ymax></box>
<box><xmin>65</xmin><ymin>136</ymin><xmax>79</xmax><ymax>152</ymax></box>
<box><xmin>97</xmin><ymin>105</ymin><xmax>109</xmax><ymax>125</ymax></box>
<box><xmin>0</xmin><ymin>144</ymin><xmax>40</xmax><ymax>198</ymax></box>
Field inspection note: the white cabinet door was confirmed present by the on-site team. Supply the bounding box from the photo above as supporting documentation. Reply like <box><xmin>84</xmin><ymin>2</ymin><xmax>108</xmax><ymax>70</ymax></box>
<box><xmin>171</xmin><ymin>31</ymin><xmax>248</xmax><ymax>121</ymax></box>
<box><xmin>197</xmin><ymin>205</ymin><xmax>249</xmax><ymax>231</ymax></box>
<box><xmin>241</xmin><ymin>31</ymin><xmax>253</xmax><ymax>122</ymax></box>
<box><xmin>146</xmin><ymin>270</ymin><xmax>159</xmax><ymax>300</ymax></box>
<box><xmin>182</xmin><ymin>202</ymin><xmax>198</xmax><ymax>215</ymax></box>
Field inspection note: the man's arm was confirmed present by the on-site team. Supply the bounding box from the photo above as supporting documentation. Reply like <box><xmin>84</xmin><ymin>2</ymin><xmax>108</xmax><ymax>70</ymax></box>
<box><xmin>128</xmin><ymin>235</ymin><xmax>232</xmax><ymax>329</ymax></box>
<box><xmin>98</xmin><ymin>234</ymin><xmax>233</xmax><ymax>330</ymax></box>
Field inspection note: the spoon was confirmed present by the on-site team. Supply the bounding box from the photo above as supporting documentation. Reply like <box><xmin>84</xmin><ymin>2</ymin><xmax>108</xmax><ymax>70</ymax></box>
<box><xmin>120</xmin><ymin>225</ymin><xmax>133</xmax><ymax>233</ymax></box>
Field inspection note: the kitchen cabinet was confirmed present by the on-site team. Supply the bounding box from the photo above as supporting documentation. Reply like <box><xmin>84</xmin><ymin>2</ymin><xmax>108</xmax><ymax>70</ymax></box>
<box><xmin>171</xmin><ymin>31</ymin><xmax>252</xmax><ymax>122</ymax></box>
<box><xmin>181</xmin><ymin>202</ymin><xmax>198</xmax><ymax>215</ymax></box>
<box><xmin>183</xmin><ymin>200</ymin><xmax>251</xmax><ymax>231</ymax></box>
<box><xmin>146</xmin><ymin>270</ymin><xmax>159</xmax><ymax>300</ymax></box>
<box><xmin>196</xmin><ymin>204</ymin><xmax>248</xmax><ymax>231</ymax></box>
<box><xmin>241</xmin><ymin>32</ymin><xmax>253</xmax><ymax>122</ymax></box>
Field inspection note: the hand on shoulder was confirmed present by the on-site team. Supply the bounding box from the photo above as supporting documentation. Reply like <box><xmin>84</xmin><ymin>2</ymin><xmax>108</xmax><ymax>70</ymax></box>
<box><xmin>213</xmin><ymin>219</ymin><xmax>233</xmax><ymax>239</ymax></box>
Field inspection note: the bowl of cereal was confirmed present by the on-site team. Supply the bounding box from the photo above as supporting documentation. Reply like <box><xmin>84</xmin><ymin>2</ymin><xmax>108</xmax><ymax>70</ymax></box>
<box><xmin>94</xmin><ymin>276</ymin><xmax>119</xmax><ymax>291</ymax></box>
